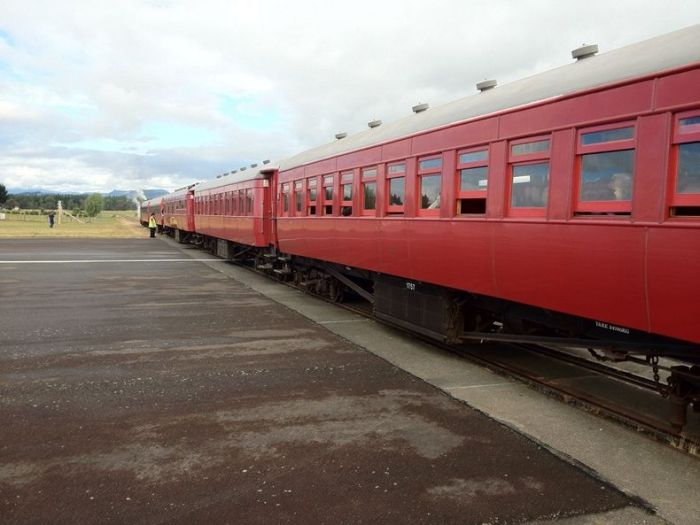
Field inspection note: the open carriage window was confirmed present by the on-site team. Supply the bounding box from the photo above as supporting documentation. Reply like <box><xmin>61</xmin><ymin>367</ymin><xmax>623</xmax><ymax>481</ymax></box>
<box><xmin>457</xmin><ymin>147</ymin><xmax>488</xmax><ymax>215</ymax></box>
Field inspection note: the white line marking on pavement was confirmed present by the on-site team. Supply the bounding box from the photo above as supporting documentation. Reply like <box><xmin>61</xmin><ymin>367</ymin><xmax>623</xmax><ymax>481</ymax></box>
<box><xmin>0</xmin><ymin>259</ymin><xmax>224</xmax><ymax>264</ymax></box>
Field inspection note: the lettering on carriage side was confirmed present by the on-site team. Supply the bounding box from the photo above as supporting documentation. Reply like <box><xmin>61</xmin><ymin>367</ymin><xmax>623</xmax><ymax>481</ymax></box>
<box><xmin>595</xmin><ymin>321</ymin><xmax>630</xmax><ymax>334</ymax></box>
<box><xmin>406</xmin><ymin>282</ymin><xmax>416</xmax><ymax>291</ymax></box>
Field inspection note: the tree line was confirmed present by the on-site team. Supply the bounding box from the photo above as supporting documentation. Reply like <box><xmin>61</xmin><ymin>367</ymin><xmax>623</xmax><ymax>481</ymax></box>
<box><xmin>0</xmin><ymin>184</ymin><xmax>137</xmax><ymax>212</ymax></box>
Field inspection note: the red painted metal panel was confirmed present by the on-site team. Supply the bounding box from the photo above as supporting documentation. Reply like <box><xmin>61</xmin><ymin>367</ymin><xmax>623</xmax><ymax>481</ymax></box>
<box><xmin>647</xmin><ymin>226</ymin><xmax>700</xmax><ymax>343</ymax></box>
<box><xmin>279</xmin><ymin>166</ymin><xmax>305</xmax><ymax>183</ymax></box>
<box><xmin>499</xmin><ymin>81</ymin><xmax>654</xmax><ymax>139</ymax></box>
<box><xmin>305</xmin><ymin>157</ymin><xmax>337</xmax><ymax>177</ymax></box>
<box><xmin>381</xmin><ymin>139</ymin><xmax>411</xmax><ymax>162</ymax></box>
<box><xmin>411</xmin><ymin>118</ymin><xmax>498</xmax><ymax>158</ymax></box>
<box><xmin>493</xmin><ymin>222</ymin><xmax>648</xmax><ymax>331</ymax></box>
<box><xmin>337</xmin><ymin>146</ymin><xmax>382</xmax><ymax>171</ymax></box>
<box><xmin>407</xmin><ymin>219</ymin><xmax>495</xmax><ymax>296</ymax></box>
<box><xmin>277</xmin><ymin>217</ymin><xmax>382</xmax><ymax>270</ymax></box>
<box><xmin>196</xmin><ymin>216</ymin><xmax>261</xmax><ymax>246</ymax></box>
<box><xmin>654</xmin><ymin>67</ymin><xmax>700</xmax><ymax>110</ymax></box>
<box><xmin>549</xmin><ymin>129</ymin><xmax>575</xmax><ymax>220</ymax></box>
<box><xmin>486</xmin><ymin>141</ymin><xmax>507</xmax><ymax>219</ymax></box>
<box><xmin>633</xmin><ymin>113</ymin><xmax>670</xmax><ymax>222</ymax></box>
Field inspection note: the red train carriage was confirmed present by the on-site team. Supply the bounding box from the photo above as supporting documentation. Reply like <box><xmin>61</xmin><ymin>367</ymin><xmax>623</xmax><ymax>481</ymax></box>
<box><xmin>271</xmin><ymin>24</ymin><xmax>700</xmax><ymax>356</ymax></box>
<box><xmin>162</xmin><ymin>184</ymin><xmax>196</xmax><ymax>242</ymax></box>
<box><xmin>193</xmin><ymin>165</ymin><xmax>275</xmax><ymax>257</ymax></box>
<box><xmin>139</xmin><ymin>198</ymin><xmax>163</xmax><ymax>227</ymax></box>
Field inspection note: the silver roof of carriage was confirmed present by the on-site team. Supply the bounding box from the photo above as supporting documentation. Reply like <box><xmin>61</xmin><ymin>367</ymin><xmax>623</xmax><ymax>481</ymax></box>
<box><xmin>195</xmin><ymin>163</ymin><xmax>279</xmax><ymax>192</ymax></box>
<box><xmin>279</xmin><ymin>24</ymin><xmax>700</xmax><ymax>171</ymax></box>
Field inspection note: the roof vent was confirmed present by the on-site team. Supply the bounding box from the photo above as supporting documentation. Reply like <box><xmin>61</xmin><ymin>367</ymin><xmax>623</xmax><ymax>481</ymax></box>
<box><xmin>412</xmin><ymin>103</ymin><xmax>429</xmax><ymax>113</ymax></box>
<box><xmin>216</xmin><ymin>175</ymin><xmax>222</xmax><ymax>179</ymax></box>
<box><xmin>335</xmin><ymin>132</ymin><xmax>348</xmax><ymax>139</ymax></box>
<box><xmin>262</xmin><ymin>159</ymin><xmax>270</xmax><ymax>164</ymax></box>
<box><xmin>251</xmin><ymin>163</ymin><xmax>258</xmax><ymax>168</ymax></box>
<box><xmin>231</xmin><ymin>170</ymin><xmax>237</xmax><ymax>174</ymax></box>
<box><xmin>476</xmin><ymin>79</ymin><xmax>497</xmax><ymax>92</ymax></box>
<box><xmin>572</xmin><ymin>43</ymin><xmax>598</xmax><ymax>60</ymax></box>
<box><xmin>240</xmin><ymin>166</ymin><xmax>247</xmax><ymax>171</ymax></box>
<box><xmin>368</xmin><ymin>119</ymin><xmax>382</xmax><ymax>128</ymax></box>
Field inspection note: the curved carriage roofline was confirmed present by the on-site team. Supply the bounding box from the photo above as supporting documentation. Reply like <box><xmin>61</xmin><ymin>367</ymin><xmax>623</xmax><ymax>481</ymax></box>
<box><xmin>195</xmin><ymin>164</ymin><xmax>280</xmax><ymax>193</ymax></box>
<box><xmin>279</xmin><ymin>23</ymin><xmax>700</xmax><ymax>171</ymax></box>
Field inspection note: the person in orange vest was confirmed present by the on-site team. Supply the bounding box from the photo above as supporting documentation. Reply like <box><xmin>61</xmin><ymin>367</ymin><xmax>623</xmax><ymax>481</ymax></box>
<box><xmin>148</xmin><ymin>213</ymin><xmax>157</xmax><ymax>238</ymax></box>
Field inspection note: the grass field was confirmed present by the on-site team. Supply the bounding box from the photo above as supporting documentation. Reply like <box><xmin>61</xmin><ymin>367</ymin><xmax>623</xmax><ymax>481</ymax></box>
<box><xmin>0</xmin><ymin>211</ymin><xmax>147</xmax><ymax>238</ymax></box>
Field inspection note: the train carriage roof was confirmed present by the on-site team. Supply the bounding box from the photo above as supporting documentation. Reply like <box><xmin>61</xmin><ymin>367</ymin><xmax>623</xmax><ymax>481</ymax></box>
<box><xmin>279</xmin><ymin>23</ymin><xmax>700</xmax><ymax>171</ymax></box>
<box><xmin>195</xmin><ymin>164</ymin><xmax>278</xmax><ymax>193</ymax></box>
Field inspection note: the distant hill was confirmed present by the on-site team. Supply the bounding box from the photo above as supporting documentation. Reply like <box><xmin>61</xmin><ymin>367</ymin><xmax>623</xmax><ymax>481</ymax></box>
<box><xmin>8</xmin><ymin>188</ymin><xmax>169</xmax><ymax>200</ymax></box>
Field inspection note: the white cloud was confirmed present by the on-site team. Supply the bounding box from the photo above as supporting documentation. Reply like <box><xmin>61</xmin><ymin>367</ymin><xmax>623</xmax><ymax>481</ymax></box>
<box><xmin>0</xmin><ymin>0</ymin><xmax>699</xmax><ymax>192</ymax></box>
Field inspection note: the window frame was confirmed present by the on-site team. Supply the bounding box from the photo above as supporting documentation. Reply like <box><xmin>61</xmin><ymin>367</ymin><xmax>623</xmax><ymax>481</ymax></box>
<box><xmin>574</xmin><ymin>121</ymin><xmax>636</xmax><ymax>214</ymax></box>
<box><xmin>307</xmin><ymin>177</ymin><xmax>318</xmax><ymax>215</ymax></box>
<box><xmin>246</xmin><ymin>188</ymin><xmax>254</xmax><ymax>216</ymax></box>
<box><xmin>386</xmin><ymin>162</ymin><xmax>406</xmax><ymax>215</ymax></box>
<box><xmin>280</xmin><ymin>183</ymin><xmax>290</xmax><ymax>216</ymax></box>
<box><xmin>670</xmin><ymin>110</ymin><xmax>700</xmax><ymax>208</ymax></box>
<box><xmin>507</xmin><ymin>135</ymin><xmax>551</xmax><ymax>218</ymax></box>
<box><xmin>340</xmin><ymin>171</ymin><xmax>354</xmax><ymax>217</ymax></box>
<box><xmin>456</xmin><ymin>146</ymin><xmax>489</xmax><ymax>215</ymax></box>
<box><xmin>361</xmin><ymin>166</ymin><xmax>377</xmax><ymax>216</ymax></box>
<box><xmin>417</xmin><ymin>155</ymin><xmax>442</xmax><ymax>217</ymax></box>
<box><xmin>322</xmin><ymin>174</ymin><xmax>334</xmax><ymax>215</ymax></box>
<box><xmin>293</xmin><ymin>180</ymin><xmax>304</xmax><ymax>216</ymax></box>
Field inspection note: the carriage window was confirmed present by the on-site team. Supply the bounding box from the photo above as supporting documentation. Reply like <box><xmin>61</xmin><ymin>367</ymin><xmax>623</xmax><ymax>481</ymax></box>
<box><xmin>419</xmin><ymin>158</ymin><xmax>442</xmax><ymax>170</ymax></box>
<box><xmin>459</xmin><ymin>150</ymin><xmax>488</xmax><ymax>164</ymax></box>
<box><xmin>281</xmin><ymin>184</ymin><xmax>290</xmax><ymax>214</ymax></box>
<box><xmin>294</xmin><ymin>181</ymin><xmax>303</xmax><ymax>214</ymax></box>
<box><xmin>581</xmin><ymin>127</ymin><xmax>634</xmax><ymax>145</ymax></box>
<box><xmin>341</xmin><ymin>172</ymin><xmax>353</xmax><ymax>216</ymax></box>
<box><xmin>460</xmin><ymin>167</ymin><xmax>488</xmax><ymax>191</ymax></box>
<box><xmin>508</xmin><ymin>138</ymin><xmax>550</xmax><ymax>216</ymax></box>
<box><xmin>670</xmin><ymin>112</ymin><xmax>700</xmax><ymax>217</ymax></box>
<box><xmin>246</xmin><ymin>189</ymin><xmax>254</xmax><ymax>215</ymax></box>
<box><xmin>575</xmin><ymin>124</ymin><xmax>635</xmax><ymax>215</ymax></box>
<box><xmin>307</xmin><ymin>177</ymin><xmax>318</xmax><ymax>215</ymax></box>
<box><xmin>420</xmin><ymin>175</ymin><xmax>441</xmax><ymax>209</ymax></box>
<box><xmin>362</xmin><ymin>167</ymin><xmax>377</xmax><ymax>213</ymax></box>
<box><xmin>677</xmin><ymin>142</ymin><xmax>700</xmax><ymax>194</ymax></box>
<box><xmin>511</xmin><ymin>163</ymin><xmax>549</xmax><ymax>208</ymax></box>
<box><xmin>511</xmin><ymin>139</ymin><xmax>549</xmax><ymax>156</ymax></box>
<box><xmin>579</xmin><ymin>151</ymin><xmax>634</xmax><ymax>201</ymax></box>
<box><xmin>387</xmin><ymin>162</ymin><xmax>405</xmax><ymax>215</ymax></box>
<box><xmin>457</xmin><ymin>148</ymin><xmax>488</xmax><ymax>215</ymax></box>
<box><xmin>418</xmin><ymin>156</ymin><xmax>441</xmax><ymax>213</ymax></box>
<box><xmin>322</xmin><ymin>175</ymin><xmax>334</xmax><ymax>215</ymax></box>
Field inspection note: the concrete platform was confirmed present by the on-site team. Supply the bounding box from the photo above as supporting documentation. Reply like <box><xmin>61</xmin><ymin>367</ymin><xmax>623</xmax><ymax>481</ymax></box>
<box><xmin>0</xmin><ymin>238</ymin><xmax>695</xmax><ymax>524</ymax></box>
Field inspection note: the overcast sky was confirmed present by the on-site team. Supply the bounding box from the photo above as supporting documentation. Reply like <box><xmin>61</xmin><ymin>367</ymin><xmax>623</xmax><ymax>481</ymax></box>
<box><xmin>1</xmin><ymin>0</ymin><xmax>699</xmax><ymax>193</ymax></box>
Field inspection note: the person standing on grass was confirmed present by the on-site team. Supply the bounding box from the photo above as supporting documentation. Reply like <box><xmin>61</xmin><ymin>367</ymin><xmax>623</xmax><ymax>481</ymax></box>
<box><xmin>48</xmin><ymin>211</ymin><xmax>55</xmax><ymax>228</ymax></box>
<box><xmin>148</xmin><ymin>213</ymin><xmax>157</xmax><ymax>238</ymax></box>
